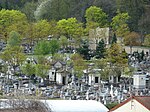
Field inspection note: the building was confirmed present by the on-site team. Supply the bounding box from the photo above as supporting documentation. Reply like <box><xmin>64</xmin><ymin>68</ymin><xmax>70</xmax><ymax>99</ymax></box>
<box><xmin>88</xmin><ymin>69</ymin><xmax>101</xmax><ymax>86</ymax></box>
<box><xmin>41</xmin><ymin>100</ymin><xmax>109</xmax><ymax>112</ymax></box>
<box><xmin>89</xmin><ymin>27</ymin><xmax>110</xmax><ymax>50</ymax></box>
<box><xmin>49</xmin><ymin>61</ymin><xmax>70</xmax><ymax>85</ymax></box>
<box><xmin>109</xmin><ymin>96</ymin><xmax>150</xmax><ymax>112</ymax></box>
<box><xmin>133</xmin><ymin>70</ymin><xmax>146</xmax><ymax>90</ymax></box>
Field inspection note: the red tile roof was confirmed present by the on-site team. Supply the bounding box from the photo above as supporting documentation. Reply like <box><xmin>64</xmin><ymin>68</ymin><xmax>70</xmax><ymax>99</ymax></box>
<box><xmin>109</xmin><ymin>96</ymin><xmax>150</xmax><ymax>112</ymax></box>
<box><xmin>134</xmin><ymin>96</ymin><xmax>150</xmax><ymax>110</ymax></box>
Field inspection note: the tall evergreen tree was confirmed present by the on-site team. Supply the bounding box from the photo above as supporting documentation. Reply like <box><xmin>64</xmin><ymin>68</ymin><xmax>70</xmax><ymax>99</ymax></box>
<box><xmin>95</xmin><ymin>39</ymin><xmax>106</xmax><ymax>59</ymax></box>
<box><xmin>111</xmin><ymin>33</ymin><xmax>117</xmax><ymax>44</ymax></box>
<box><xmin>77</xmin><ymin>40</ymin><xmax>90</xmax><ymax>60</ymax></box>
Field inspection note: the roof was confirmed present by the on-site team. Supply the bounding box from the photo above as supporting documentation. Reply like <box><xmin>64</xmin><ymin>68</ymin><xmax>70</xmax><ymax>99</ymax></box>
<box><xmin>109</xmin><ymin>96</ymin><xmax>150</xmax><ymax>111</ymax></box>
<box><xmin>41</xmin><ymin>100</ymin><xmax>109</xmax><ymax>112</ymax></box>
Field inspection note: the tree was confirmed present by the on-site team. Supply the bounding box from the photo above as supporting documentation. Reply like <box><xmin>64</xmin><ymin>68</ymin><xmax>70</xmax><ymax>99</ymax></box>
<box><xmin>122</xmin><ymin>66</ymin><xmax>135</xmax><ymax>94</ymax></box>
<box><xmin>59</xmin><ymin>36</ymin><xmax>68</xmax><ymax>50</ymax></box>
<box><xmin>34</xmin><ymin>40</ymin><xmax>50</xmax><ymax>55</ymax></box>
<box><xmin>7</xmin><ymin>31</ymin><xmax>22</xmax><ymax>47</ymax></box>
<box><xmin>71</xmin><ymin>53</ymin><xmax>87</xmax><ymax>77</ymax></box>
<box><xmin>35</xmin><ymin>55</ymin><xmax>50</xmax><ymax>79</ymax></box>
<box><xmin>95</xmin><ymin>39</ymin><xmax>106</xmax><ymax>59</ymax></box>
<box><xmin>0</xmin><ymin>31</ymin><xmax>26</xmax><ymax>75</ymax></box>
<box><xmin>92</xmin><ymin>0</ymin><xmax>116</xmax><ymax>21</ymax></box>
<box><xmin>77</xmin><ymin>40</ymin><xmax>90</xmax><ymax>60</ymax></box>
<box><xmin>49</xmin><ymin>39</ymin><xmax>60</xmax><ymax>56</ymax></box>
<box><xmin>34</xmin><ymin>0</ymin><xmax>70</xmax><ymax>21</ymax></box>
<box><xmin>0</xmin><ymin>9</ymin><xmax>28</xmax><ymax>42</ymax></box>
<box><xmin>119</xmin><ymin>0</ymin><xmax>146</xmax><ymax>31</ymax></box>
<box><xmin>124</xmin><ymin>32</ymin><xmax>141</xmax><ymax>54</ymax></box>
<box><xmin>111</xmin><ymin>11</ymin><xmax>130</xmax><ymax>42</ymax></box>
<box><xmin>35</xmin><ymin>64</ymin><xmax>49</xmax><ymax>78</ymax></box>
<box><xmin>106</xmin><ymin>43</ymin><xmax>128</xmax><ymax>67</ymax></box>
<box><xmin>144</xmin><ymin>34</ymin><xmax>150</xmax><ymax>46</ymax></box>
<box><xmin>21</xmin><ymin>1</ymin><xmax>38</xmax><ymax>22</ymax></box>
<box><xmin>34</xmin><ymin>20</ymin><xmax>51</xmax><ymax>41</ymax></box>
<box><xmin>111</xmin><ymin>33</ymin><xmax>117</xmax><ymax>44</ymax></box>
<box><xmin>6</xmin><ymin>31</ymin><xmax>25</xmax><ymax>72</ymax></box>
<box><xmin>93</xmin><ymin>59</ymin><xmax>110</xmax><ymax>80</ymax></box>
<box><xmin>0</xmin><ymin>0</ymin><xmax>32</xmax><ymax>10</ymax></box>
<box><xmin>57</xmin><ymin>18</ymin><xmax>84</xmax><ymax>38</ymax></box>
<box><xmin>106</xmin><ymin>44</ymin><xmax>128</xmax><ymax>82</ymax></box>
<box><xmin>21</xmin><ymin>62</ymin><xmax>36</xmax><ymax>76</ymax></box>
<box><xmin>85</xmin><ymin>6</ymin><xmax>108</xmax><ymax>30</ymax></box>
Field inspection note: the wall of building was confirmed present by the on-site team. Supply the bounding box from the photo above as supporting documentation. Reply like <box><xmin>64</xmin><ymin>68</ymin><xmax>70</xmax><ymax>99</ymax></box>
<box><xmin>112</xmin><ymin>99</ymin><xmax>149</xmax><ymax>112</ymax></box>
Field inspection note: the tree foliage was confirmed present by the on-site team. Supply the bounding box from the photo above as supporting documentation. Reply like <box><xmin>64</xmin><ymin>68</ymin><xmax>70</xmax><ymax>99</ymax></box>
<box><xmin>7</xmin><ymin>31</ymin><xmax>22</xmax><ymax>47</ymax></box>
<box><xmin>34</xmin><ymin>40</ymin><xmax>50</xmax><ymax>55</ymax></box>
<box><xmin>21</xmin><ymin>62</ymin><xmax>36</xmax><ymax>76</ymax></box>
<box><xmin>124</xmin><ymin>32</ymin><xmax>141</xmax><ymax>46</ymax></box>
<box><xmin>59</xmin><ymin>36</ymin><xmax>68</xmax><ymax>49</ymax></box>
<box><xmin>111</xmin><ymin>11</ymin><xmax>130</xmax><ymax>38</ymax></box>
<box><xmin>77</xmin><ymin>40</ymin><xmax>90</xmax><ymax>60</ymax></box>
<box><xmin>71</xmin><ymin>53</ymin><xmax>87</xmax><ymax>77</ymax></box>
<box><xmin>95</xmin><ymin>39</ymin><xmax>106</xmax><ymax>59</ymax></box>
<box><xmin>106</xmin><ymin>43</ymin><xmax>128</xmax><ymax>67</ymax></box>
<box><xmin>34</xmin><ymin>20</ymin><xmax>51</xmax><ymax>40</ymax></box>
<box><xmin>85</xmin><ymin>6</ymin><xmax>108</xmax><ymax>29</ymax></box>
<box><xmin>49</xmin><ymin>39</ymin><xmax>60</xmax><ymax>56</ymax></box>
<box><xmin>57</xmin><ymin>18</ymin><xmax>84</xmax><ymax>38</ymax></box>
<box><xmin>1</xmin><ymin>31</ymin><xmax>26</xmax><ymax>67</ymax></box>
<box><xmin>0</xmin><ymin>9</ymin><xmax>28</xmax><ymax>41</ymax></box>
<box><xmin>144</xmin><ymin>34</ymin><xmax>150</xmax><ymax>46</ymax></box>
<box><xmin>119</xmin><ymin>0</ymin><xmax>147</xmax><ymax>31</ymax></box>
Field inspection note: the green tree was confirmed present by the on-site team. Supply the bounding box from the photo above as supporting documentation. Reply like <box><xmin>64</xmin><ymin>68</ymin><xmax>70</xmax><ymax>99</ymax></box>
<box><xmin>144</xmin><ymin>34</ymin><xmax>150</xmax><ymax>46</ymax></box>
<box><xmin>85</xmin><ymin>6</ymin><xmax>108</xmax><ymax>30</ymax></box>
<box><xmin>0</xmin><ymin>9</ymin><xmax>28</xmax><ymax>42</ymax></box>
<box><xmin>59</xmin><ymin>36</ymin><xmax>68</xmax><ymax>50</ymax></box>
<box><xmin>94</xmin><ymin>59</ymin><xmax>110</xmax><ymax>80</ymax></box>
<box><xmin>34</xmin><ymin>40</ymin><xmax>50</xmax><ymax>55</ymax></box>
<box><xmin>35</xmin><ymin>64</ymin><xmax>49</xmax><ymax>78</ymax></box>
<box><xmin>71</xmin><ymin>53</ymin><xmax>87</xmax><ymax>77</ymax></box>
<box><xmin>21</xmin><ymin>62</ymin><xmax>36</xmax><ymax>76</ymax></box>
<box><xmin>111</xmin><ymin>33</ymin><xmax>117</xmax><ymax>44</ymax></box>
<box><xmin>95</xmin><ymin>39</ymin><xmax>106</xmax><ymax>59</ymax></box>
<box><xmin>34</xmin><ymin>20</ymin><xmax>51</xmax><ymax>41</ymax></box>
<box><xmin>77</xmin><ymin>40</ymin><xmax>90</xmax><ymax>60</ymax></box>
<box><xmin>92</xmin><ymin>0</ymin><xmax>116</xmax><ymax>21</ymax></box>
<box><xmin>49</xmin><ymin>39</ymin><xmax>60</xmax><ymax>56</ymax></box>
<box><xmin>21</xmin><ymin>1</ymin><xmax>38</xmax><ymax>22</ymax></box>
<box><xmin>0</xmin><ymin>31</ymin><xmax>26</xmax><ymax>70</ymax></box>
<box><xmin>7</xmin><ymin>31</ymin><xmax>22</xmax><ymax>47</ymax></box>
<box><xmin>138</xmin><ymin>5</ymin><xmax>150</xmax><ymax>34</ymax></box>
<box><xmin>119</xmin><ymin>0</ymin><xmax>146</xmax><ymax>31</ymax></box>
<box><xmin>106</xmin><ymin>44</ymin><xmax>128</xmax><ymax>80</ymax></box>
<box><xmin>57</xmin><ymin>18</ymin><xmax>84</xmax><ymax>38</ymax></box>
<box><xmin>35</xmin><ymin>55</ymin><xmax>50</xmax><ymax>78</ymax></box>
<box><xmin>111</xmin><ymin>11</ymin><xmax>130</xmax><ymax>42</ymax></box>
<box><xmin>106</xmin><ymin>43</ymin><xmax>128</xmax><ymax>67</ymax></box>
<box><xmin>53</xmin><ymin>53</ymin><xmax>64</xmax><ymax>62</ymax></box>
<box><xmin>0</xmin><ymin>0</ymin><xmax>32</xmax><ymax>10</ymax></box>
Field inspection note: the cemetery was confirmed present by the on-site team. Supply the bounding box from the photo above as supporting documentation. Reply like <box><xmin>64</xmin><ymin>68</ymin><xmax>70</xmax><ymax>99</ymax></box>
<box><xmin>0</xmin><ymin>47</ymin><xmax>149</xmax><ymax>110</ymax></box>
<box><xmin>0</xmin><ymin>1</ymin><xmax>150</xmax><ymax>111</ymax></box>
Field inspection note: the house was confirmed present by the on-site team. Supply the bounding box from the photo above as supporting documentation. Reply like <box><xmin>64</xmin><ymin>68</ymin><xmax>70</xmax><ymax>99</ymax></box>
<box><xmin>109</xmin><ymin>96</ymin><xmax>150</xmax><ymax>112</ymax></box>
